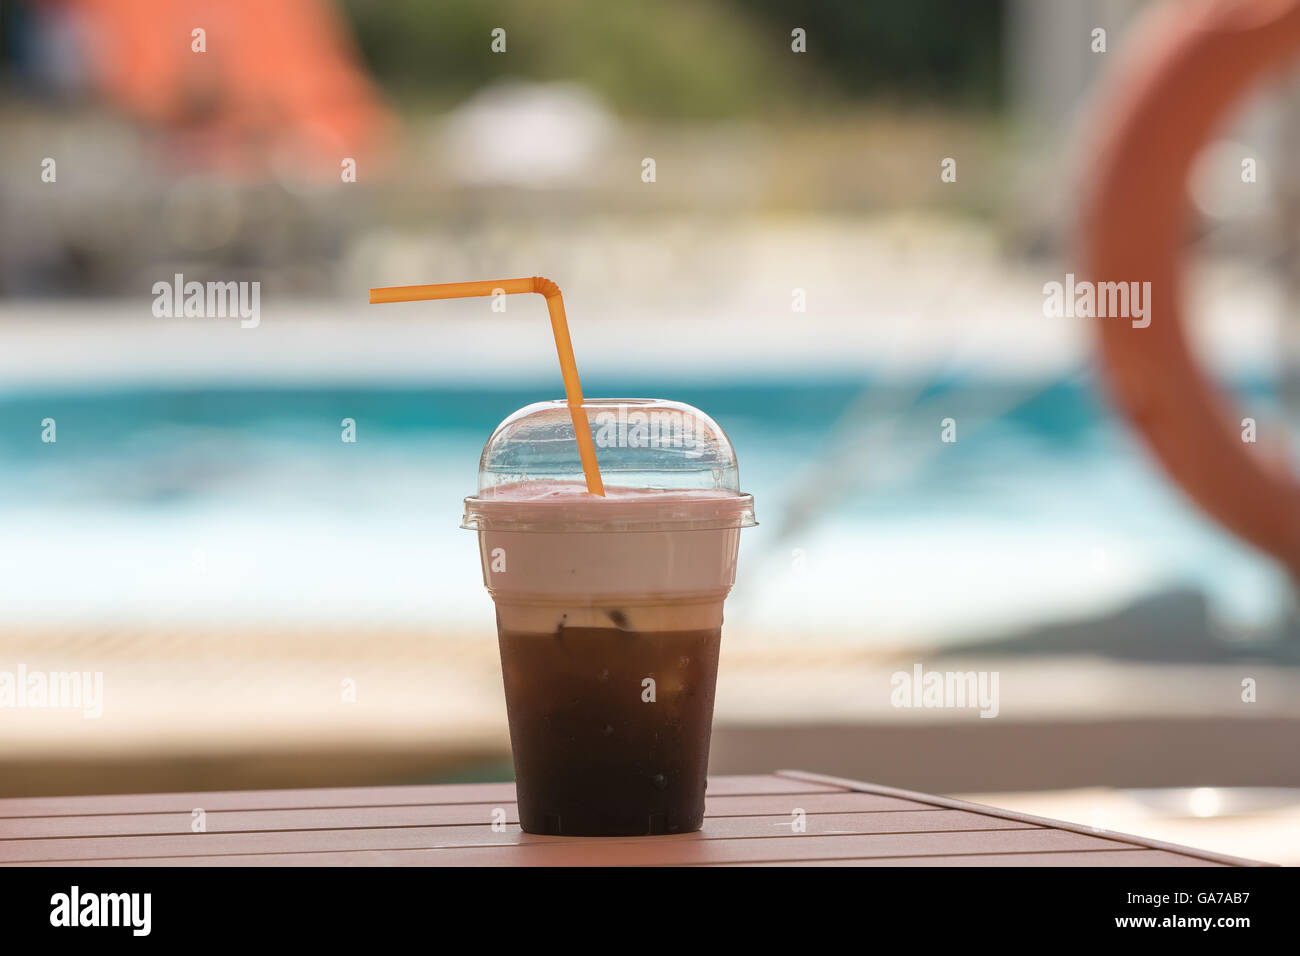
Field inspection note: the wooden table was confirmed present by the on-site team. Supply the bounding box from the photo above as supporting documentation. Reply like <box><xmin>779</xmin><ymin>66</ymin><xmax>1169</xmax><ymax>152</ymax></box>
<box><xmin>0</xmin><ymin>771</ymin><xmax>1267</xmax><ymax>866</ymax></box>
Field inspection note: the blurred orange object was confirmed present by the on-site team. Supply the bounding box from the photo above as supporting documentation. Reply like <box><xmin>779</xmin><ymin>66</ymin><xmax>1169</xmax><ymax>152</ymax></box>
<box><xmin>56</xmin><ymin>0</ymin><xmax>392</xmax><ymax>178</ymax></box>
<box><xmin>1081</xmin><ymin>0</ymin><xmax>1300</xmax><ymax>577</ymax></box>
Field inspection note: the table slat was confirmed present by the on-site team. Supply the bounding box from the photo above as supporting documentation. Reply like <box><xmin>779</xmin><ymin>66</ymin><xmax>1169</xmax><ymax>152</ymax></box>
<box><xmin>1</xmin><ymin>825</ymin><xmax>1122</xmax><ymax>866</ymax></box>
<box><xmin>709</xmin><ymin>849</ymin><xmax>1225</xmax><ymax>867</ymax></box>
<box><xmin>0</xmin><ymin>791</ymin><xmax>928</xmax><ymax>839</ymax></box>
<box><xmin>0</xmin><ymin>774</ymin><xmax>841</xmax><ymax>819</ymax></box>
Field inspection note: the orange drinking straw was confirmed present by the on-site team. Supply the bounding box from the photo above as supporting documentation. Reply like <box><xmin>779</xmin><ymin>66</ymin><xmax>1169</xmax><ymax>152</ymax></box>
<box><xmin>369</xmin><ymin>276</ymin><xmax>606</xmax><ymax>496</ymax></box>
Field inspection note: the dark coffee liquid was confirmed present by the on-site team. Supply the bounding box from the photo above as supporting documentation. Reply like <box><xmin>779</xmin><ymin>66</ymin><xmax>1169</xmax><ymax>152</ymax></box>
<box><xmin>497</xmin><ymin>622</ymin><xmax>722</xmax><ymax>836</ymax></box>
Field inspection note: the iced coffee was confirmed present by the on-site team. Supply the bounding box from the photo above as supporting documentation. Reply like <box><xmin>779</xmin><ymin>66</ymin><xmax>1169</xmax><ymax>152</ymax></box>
<box><xmin>463</xmin><ymin>401</ymin><xmax>754</xmax><ymax>836</ymax></box>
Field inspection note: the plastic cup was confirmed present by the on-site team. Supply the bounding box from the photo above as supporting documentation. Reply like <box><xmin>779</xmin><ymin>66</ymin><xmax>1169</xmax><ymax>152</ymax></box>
<box><xmin>462</xmin><ymin>398</ymin><xmax>755</xmax><ymax>836</ymax></box>
<box><xmin>368</xmin><ymin>277</ymin><xmax>755</xmax><ymax>833</ymax></box>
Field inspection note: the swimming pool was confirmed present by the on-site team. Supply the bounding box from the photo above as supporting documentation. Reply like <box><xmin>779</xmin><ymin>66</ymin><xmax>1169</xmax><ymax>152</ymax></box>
<box><xmin>0</xmin><ymin>375</ymin><xmax>1289</xmax><ymax>650</ymax></box>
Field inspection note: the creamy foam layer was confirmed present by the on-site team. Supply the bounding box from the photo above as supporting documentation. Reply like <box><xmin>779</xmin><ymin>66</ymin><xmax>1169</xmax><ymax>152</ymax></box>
<box><xmin>476</xmin><ymin>526</ymin><xmax>740</xmax><ymax>600</ymax></box>
<box><xmin>467</xmin><ymin>481</ymin><xmax>748</xmax><ymax>624</ymax></box>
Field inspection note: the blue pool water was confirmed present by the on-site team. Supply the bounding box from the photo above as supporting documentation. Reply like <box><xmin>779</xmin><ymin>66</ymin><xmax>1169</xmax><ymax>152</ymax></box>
<box><xmin>0</xmin><ymin>375</ymin><xmax>1289</xmax><ymax>645</ymax></box>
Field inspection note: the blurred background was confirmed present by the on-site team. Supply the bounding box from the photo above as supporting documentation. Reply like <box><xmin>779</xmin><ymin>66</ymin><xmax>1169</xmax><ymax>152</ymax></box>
<box><xmin>1</xmin><ymin>0</ymin><xmax>1298</xmax><ymax>862</ymax></box>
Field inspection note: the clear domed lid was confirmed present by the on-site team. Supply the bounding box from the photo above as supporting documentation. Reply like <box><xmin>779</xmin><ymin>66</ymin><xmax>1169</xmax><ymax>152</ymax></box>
<box><xmin>462</xmin><ymin>398</ymin><xmax>756</xmax><ymax>531</ymax></box>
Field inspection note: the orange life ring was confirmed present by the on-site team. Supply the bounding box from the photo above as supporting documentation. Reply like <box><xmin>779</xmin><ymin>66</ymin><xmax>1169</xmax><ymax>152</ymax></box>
<box><xmin>1082</xmin><ymin>0</ymin><xmax>1300</xmax><ymax>575</ymax></box>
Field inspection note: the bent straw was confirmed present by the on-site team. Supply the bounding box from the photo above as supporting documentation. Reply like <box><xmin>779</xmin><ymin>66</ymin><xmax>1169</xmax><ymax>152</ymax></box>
<box><xmin>369</xmin><ymin>277</ymin><xmax>606</xmax><ymax>496</ymax></box>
